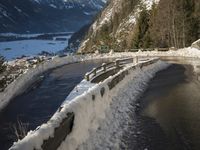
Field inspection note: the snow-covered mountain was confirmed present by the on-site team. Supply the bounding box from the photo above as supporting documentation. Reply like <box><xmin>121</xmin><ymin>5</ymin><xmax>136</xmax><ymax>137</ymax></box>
<box><xmin>31</xmin><ymin>0</ymin><xmax>106</xmax><ymax>9</ymax></box>
<box><xmin>0</xmin><ymin>0</ymin><xmax>107</xmax><ymax>33</ymax></box>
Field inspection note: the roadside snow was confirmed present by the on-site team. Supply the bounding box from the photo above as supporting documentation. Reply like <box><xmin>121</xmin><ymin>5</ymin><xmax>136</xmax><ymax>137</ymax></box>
<box><xmin>63</xmin><ymin>80</ymin><xmax>95</xmax><ymax>103</ymax></box>
<box><xmin>10</xmin><ymin>59</ymin><xmax>170</xmax><ymax>150</ymax></box>
<box><xmin>141</xmin><ymin>0</ymin><xmax>160</xmax><ymax>10</ymax></box>
<box><xmin>92</xmin><ymin>47</ymin><xmax>200</xmax><ymax>59</ymax></box>
<box><xmin>77</xmin><ymin>60</ymin><xmax>169</xmax><ymax>150</ymax></box>
<box><xmin>133</xmin><ymin>47</ymin><xmax>200</xmax><ymax>58</ymax></box>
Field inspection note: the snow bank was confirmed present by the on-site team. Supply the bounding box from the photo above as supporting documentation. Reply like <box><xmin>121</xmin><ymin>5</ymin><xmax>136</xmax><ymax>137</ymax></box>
<box><xmin>10</xmin><ymin>59</ymin><xmax>170</xmax><ymax>150</ymax></box>
<box><xmin>78</xmin><ymin>60</ymin><xmax>169</xmax><ymax>149</ymax></box>
<box><xmin>92</xmin><ymin>47</ymin><xmax>200</xmax><ymax>59</ymax></box>
<box><xmin>63</xmin><ymin>80</ymin><xmax>95</xmax><ymax>102</ymax></box>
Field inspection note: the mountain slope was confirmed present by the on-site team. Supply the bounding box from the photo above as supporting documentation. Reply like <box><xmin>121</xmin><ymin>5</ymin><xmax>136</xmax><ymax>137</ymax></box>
<box><xmin>0</xmin><ymin>0</ymin><xmax>106</xmax><ymax>33</ymax></box>
<box><xmin>78</xmin><ymin>0</ymin><xmax>157</xmax><ymax>52</ymax></box>
<box><xmin>79</xmin><ymin>0</ymin><xmax>199</xmax><ymax>53</ymax></box>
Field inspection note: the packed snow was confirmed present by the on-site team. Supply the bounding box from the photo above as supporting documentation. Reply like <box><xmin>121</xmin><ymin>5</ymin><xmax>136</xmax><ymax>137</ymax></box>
<box><xmin>9</xmin><ymin>59</ymin><xmax>170</xmax><ymax>150</ymax></box>
<box><xmin>64</xmin><ymin>80</ymin><xmax>95</xmax><ymax>102</ymax></box>
<box><xmin>132</xmin><ymin>47</ymin><xmax>200</xmax><ymax>58</ymax></box>
<box><xmin>89</xmin><ymin>47</ymin><xmax>200</xmax><ymax>60</ymax></box>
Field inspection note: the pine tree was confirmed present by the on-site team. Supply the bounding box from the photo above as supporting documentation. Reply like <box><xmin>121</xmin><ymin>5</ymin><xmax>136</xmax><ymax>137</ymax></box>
<box><xmin>132</xmin><ymin>7</ymin><xmax>151</xmax><ymax>48</ymax></box>
<box><xmin>0</xmin><ymin>55</ymin><xmax>6</xmax><ymax>90</ymax></box>
<box><xmin>147</xmin><ymin>0</ymin><xmax>199</xmax><ymax>48</ymax></box>
<box><xmin>0</xmin><ymin>55</ymin><xmax>5</xmax><ymax>74</ymax></box>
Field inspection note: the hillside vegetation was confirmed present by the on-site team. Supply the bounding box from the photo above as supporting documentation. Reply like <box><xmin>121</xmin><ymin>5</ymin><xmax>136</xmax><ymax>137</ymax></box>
<box><xmin>79</xmin><ymin>0</ymin><xmax>200</xmax><ymax>52</ymax></box>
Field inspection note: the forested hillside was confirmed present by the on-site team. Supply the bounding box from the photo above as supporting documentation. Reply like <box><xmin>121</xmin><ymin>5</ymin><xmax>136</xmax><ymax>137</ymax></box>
<box><xmin>133</xmin><ymin>0</ymin><xmax>200</xmax><ymax>49</ymax></box>
<box><xmin>78</xmin><ymin>0</ymin><xmax>200</xmax><ymax>52</ymax></box>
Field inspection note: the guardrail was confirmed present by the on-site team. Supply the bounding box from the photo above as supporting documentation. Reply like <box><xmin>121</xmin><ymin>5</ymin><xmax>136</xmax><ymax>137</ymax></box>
<box><xmin>118</xmin><ymin>48</ymin><xmax>171</xmax><ymax>52</ymax></box>
<box><xmin>85</xmin><ymin>57</ymin><xmax>137</xmax><ymax>82</ymax></box>
<box><xmin>10</xmin><ymin>58</ymin><xmax>159</xmax><ymax>150</ymax></box>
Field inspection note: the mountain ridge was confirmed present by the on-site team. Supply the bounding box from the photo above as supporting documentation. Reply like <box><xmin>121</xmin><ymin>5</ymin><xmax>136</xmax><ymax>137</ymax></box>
<box><xmin>0</xmin><ymin>0</ymin><xmax>106</xmax><ymax>33</ymax></box>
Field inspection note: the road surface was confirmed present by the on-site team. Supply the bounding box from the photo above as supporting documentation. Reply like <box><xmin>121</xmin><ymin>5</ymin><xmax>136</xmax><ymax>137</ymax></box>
<box><xmin>122</xmin><ymin>60</ymin><xmax>200</xmax><ymax>150</ymax></box>
<box><xmin>0</xmin><ymin>59</ymin><xmax>108</xmax><ymax>150</ymax></box>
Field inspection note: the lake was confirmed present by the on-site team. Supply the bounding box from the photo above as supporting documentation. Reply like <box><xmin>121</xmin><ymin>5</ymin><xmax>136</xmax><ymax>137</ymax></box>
<box><xmin>0</xmin><ymin>36</ymin><xmax>71</xmax><ymax>60</ymax></box>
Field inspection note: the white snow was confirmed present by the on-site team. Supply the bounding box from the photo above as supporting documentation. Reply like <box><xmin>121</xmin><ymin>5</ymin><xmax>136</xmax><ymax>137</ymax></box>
<box><xmin>128</xmin><ymin>15</ymin><xmax>136</xmax><ymax>24</ymax></box>
<box><xmin>90</xmin><ymin>47</ymin><xmax>200</xmax><ymax>60</ymax></box>
<box><xmin>64</xmin><ymin>80</ymin><xmax>95</xmax><ymax>103</ymax></box>
<box><xmin>9</xmin><ymin>59</ymin><xmax>170</xmax><ymax>150</ymax></box>
<box><xmin>100</xmin><ymin>8</ymin><xmax>113</xmax><ymax>26</ymax></box>
<box><xmin>141</xmin><ymin>0</ymin><xmax>160</xmax><ymax>10</ymax></box>
<box><xmin>77</xmin><ymin>60</ymin><xmax>169</xmax><ymax>149</ymax></box>
<box><xmin>132</xmin><ymin>47</ymin><xmax>200</xmax><ymax>58</ymax></box>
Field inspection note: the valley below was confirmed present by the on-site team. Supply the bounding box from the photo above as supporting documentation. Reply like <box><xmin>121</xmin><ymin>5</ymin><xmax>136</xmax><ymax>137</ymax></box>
<box><xmin>0</xmin><ymin>32</ymin><xmax>73</xmax><ymax>60</ymax></box>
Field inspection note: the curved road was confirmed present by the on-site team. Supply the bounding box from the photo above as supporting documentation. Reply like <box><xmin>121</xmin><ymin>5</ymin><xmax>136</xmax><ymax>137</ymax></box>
<box><xmin>2</xmin><ymin>58</ymin><xmax>200</xmax><ymax>150</ymax></box>
<box><xmin>0</xmin><ymin>59</ymin><xmax>108</xmax><ymax>150</ymax></box>
<box><xmin>122</xmin><ymin>59</ymin><xmax>200</xmax><ymax>150</ymax></box>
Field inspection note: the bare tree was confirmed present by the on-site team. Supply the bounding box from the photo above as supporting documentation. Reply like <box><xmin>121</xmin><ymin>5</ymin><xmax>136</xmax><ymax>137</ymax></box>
<box><xmin>12</xmin><ymin>119</ymin><xmax>29</xmax><ymax>140</ymax></box>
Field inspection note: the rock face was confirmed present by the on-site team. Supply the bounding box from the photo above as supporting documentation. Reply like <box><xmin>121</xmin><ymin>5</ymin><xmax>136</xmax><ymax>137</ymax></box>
<box><xmin>0</xmin><ymin>0</ymin><xmax>106</xmax><ymax>33</ymax></box>
<box><xmin>192</xmin><ymin>39</ymin><xmax>200</xmax><ymax>50</ymax></box>
<box><xmin>78</xmin><ymin>0</ymin><xmax>159</xmax><ymax>53</ymax></box>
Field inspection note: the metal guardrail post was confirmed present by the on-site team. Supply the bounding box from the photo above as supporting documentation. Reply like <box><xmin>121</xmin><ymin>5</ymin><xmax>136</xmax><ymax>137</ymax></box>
<box><xmin>92</xmin><ymin>68</ymin><xmax>96</xmax><ymax>76</ymax></box>
<box><xmin>85</xmin><ymin>73</ymin><xmax>90</xmax><ymax>81</ymax></box>
<box><xmin>115</xmin><ymin>60</ymin><xmax>120</xmax><ymax>68</ymax></box>
<box><xmin>85</xmin><ymin>57</ymin><xmax>138</xmax><ymax>82</ymax></box>
<box><xmin>136</xmin><ymin>56</ymin><xmax>138</xmax><ymax>63</ymax></box>
<box><xmin>102</xmin><ymin>63</ymin><xmax>106</xmax><ymax>72</ymax></box>
<box><xmin>41</xmin><ymin>113</ymin><xmax>74</xmax><ymax>150</ymax></box>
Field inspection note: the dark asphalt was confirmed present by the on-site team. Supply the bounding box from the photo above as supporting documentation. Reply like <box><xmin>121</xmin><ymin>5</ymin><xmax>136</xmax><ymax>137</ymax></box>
<box><xmin>0</xmin><ymin>59</ymin><xmax>108</xmax><ymax>150</ymax></box>
<box><xmin>122</xmin><ymin>64</ymin><xmax>200</xmax><ymax>150</ymax></box>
